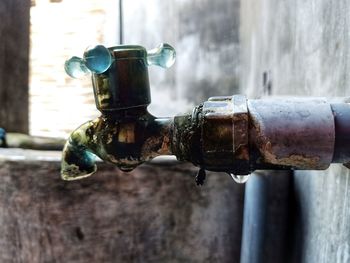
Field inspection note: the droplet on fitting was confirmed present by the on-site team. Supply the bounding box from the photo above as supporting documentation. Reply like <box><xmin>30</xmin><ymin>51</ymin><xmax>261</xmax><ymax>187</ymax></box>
<box><xmin>229</xmin><ymin>173</ymin><xmax>250</xmax><ymax>184</ymax></box>
<box><xmin>64</xmin><ymin>56</ymin><xmax>89</xmax><ymax>79</ymax></box>
<box><xmin>83</xmin><ymin>45</ymin><xmax>113</xmax><ymax>74</ymax></box>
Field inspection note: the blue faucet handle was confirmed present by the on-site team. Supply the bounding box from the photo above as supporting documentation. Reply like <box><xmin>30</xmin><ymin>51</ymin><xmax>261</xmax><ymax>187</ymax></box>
<box><xmin>83</xmin><ymin>45</ymin><xmax>113</xmax><ymax>74</ymax></box>
<box><xmin>147</xmin><ymin>43</ymin><xmax>176</xmax><ymax>69</ymax></box>
<box><xmin>64</xmin><ymin>56</ymin><xmax>90</xmax><ymax>79</ymax></box>
<box><xmin>65</xmin><ymin>45</ymin><xmax>113</xmax><ymax>79</ymax></box>
<box><xmin>64</xmin><ymin>43</ymin><xmax>176</xmax><ymax>79</ymax></box>
<box><xmin>0</xmin><ymin>128</ymin><xmax>6</xmax><ymax>147</ymax></box>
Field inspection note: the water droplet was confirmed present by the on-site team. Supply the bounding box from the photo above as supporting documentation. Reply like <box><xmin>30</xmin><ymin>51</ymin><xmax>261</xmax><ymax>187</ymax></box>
<box><xmin>83</xmin><ymin>45</ymin><xmax>113</xmax><ymax>74</ymax></box>
<box><xmin>229</xmin><ymin>173</ymin><xmax>250</xmax><ymax>184</ymax></box>
<box><xmin>147</xmin><ymin>43</ymin><xmax>176</xmax><ymax>68</ymax></box>
<box><xmin>119</xmin><ymin>166</ymin><xmax>134</xmax><ymax>172</ymax></box>
<box><xmin>64</xmin><ymin>56</ymin><xmax>89</xmax><ymax>79</ymax></box>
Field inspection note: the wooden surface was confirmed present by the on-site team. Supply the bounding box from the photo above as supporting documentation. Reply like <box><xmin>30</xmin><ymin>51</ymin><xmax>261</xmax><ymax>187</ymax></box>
<box><xmin>0</xmin><ymin>0</ymin><xmax>30</xmax><ymax>133</ymax></box>
<box><xmin>0</xmin><ymin>149</ymin><xmax>244</xmax><ymax>262</ymax></box>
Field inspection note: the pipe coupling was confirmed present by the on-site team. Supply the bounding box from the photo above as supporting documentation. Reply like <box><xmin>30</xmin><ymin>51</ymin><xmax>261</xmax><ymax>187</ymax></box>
<box><xmin>173</xmin><ymin>95</ymin><xmax>250</xmax><ymax>175</ymax></box>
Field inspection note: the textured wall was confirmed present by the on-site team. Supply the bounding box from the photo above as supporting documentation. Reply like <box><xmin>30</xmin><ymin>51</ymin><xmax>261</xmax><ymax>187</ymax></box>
<box><xmin>0</xmin><ymin>0</ymin><xmax>30</xmax><ymax>133</ymax></box>
<box><xmin>29</xmin><ymin>0</ymin><xmax>240</xmax><ymax>137</ymax></box>
<box><xmin>0</xmin><ymin>151</ymin><xmax>244</xmax><ymax>262</ymax></box>
<box><xmin>240</xmin><ymin>1</ymin><xmax>350</xmax><ymax>262</ymax></box>
<box><xmin>123</xmin><ymin>0</ymin><xmax>240</xmax><ymax>116</ymax></box>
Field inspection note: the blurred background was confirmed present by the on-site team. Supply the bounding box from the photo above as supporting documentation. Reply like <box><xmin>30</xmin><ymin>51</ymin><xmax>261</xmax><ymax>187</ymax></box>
<box><xmin>29</xmin><ymin>0</ymin><xmax>239</xmax><ymax>138</ymax></box>
<box><xmin>1</xmin><ymin>0</ymin><xmax>350</xmax><ymax>262</ymax></box>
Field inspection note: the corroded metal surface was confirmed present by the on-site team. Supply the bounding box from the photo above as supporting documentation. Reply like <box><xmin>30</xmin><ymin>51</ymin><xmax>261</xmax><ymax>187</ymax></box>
<box><xmin>61</xmin><ymin>108</ymin><xmax>172</xmax><ymax>180</ymax></box>
<box><xmin>172</xmin><ymin>95</ymin><xmax>249</xmax><ymax>175</ymax></box>
<box><xmin>172</xmin><ymin>96</ymin><xmax>343</xmax><ymax>175</ymax></box>
<box><xmin>63</xmin><ymin>86</ymin><xmax>350</xmax><ymax>179</ymax></box>
<box><xmin>202</xmin><ymin>96</ymin><xmax>235</xmax><ymax>170</ymax></box>
<box><xmin>232</xmin><ymin>95</ymin><xmax>249</xmax><ymax>174</ymax></box>
<box><xmin>62</xmin><ymin>45</ymin><xmax>172</xmax><ymax>180</ymax></box>
<box><xmin>248</xmin><ymin>98</ymin><xmax>335</xmax><ymax>170</ymax></box>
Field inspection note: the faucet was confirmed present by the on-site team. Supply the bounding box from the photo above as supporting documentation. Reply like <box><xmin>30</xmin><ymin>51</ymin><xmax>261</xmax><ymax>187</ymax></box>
<box><xmin>61</xmin><ymin>44</ymin><xmax>174</xmax><ymax>180</ymax></box>
<box><xmin>61</xmin><ymin>43</ymin><xmax>350</xmax><ymax>183</ymax></box>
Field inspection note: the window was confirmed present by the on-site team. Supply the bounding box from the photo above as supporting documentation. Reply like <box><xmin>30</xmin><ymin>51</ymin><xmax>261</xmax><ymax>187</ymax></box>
<box><xmin>29</xmin><ymin>0</ymin><xmax>119</xmax><ymax>137</ymax></box>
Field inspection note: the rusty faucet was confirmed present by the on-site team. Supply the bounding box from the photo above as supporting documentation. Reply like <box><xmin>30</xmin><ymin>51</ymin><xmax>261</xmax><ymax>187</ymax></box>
<box><xmin>61</xmin><ymin>44</ymin><xmax>350</xmax><ymax>182</ymax></box>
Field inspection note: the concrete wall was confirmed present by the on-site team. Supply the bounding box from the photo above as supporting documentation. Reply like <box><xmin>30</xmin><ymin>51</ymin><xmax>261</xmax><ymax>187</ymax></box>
<box><xmin>0</xmin><ymin>0</ymin><xmax>30</xmax><ymax>133</ymax></box>
<box><xmin>123</xmin><ymin>0</ymin><xmax>240</xmax><ymax>116</ymax></box>
<box><xmin>240</xmin><ymin>1</ymin><xmax>350</xmax><ymax>262</ymax></box>
<box><xmin>29</xmin><ymin>0</ymin><xmax>240</xmax><ymax>137</ymax></box>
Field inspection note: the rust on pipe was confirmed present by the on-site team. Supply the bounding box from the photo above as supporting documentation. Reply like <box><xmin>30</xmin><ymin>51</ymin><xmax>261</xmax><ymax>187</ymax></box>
<box><xmin>248</xmin><ymin>98</ymin><xmax>335</xmax><ymax>170</ymax></box>
<box><xmin>61</xmin><ymin>92</ymin><xmax>350</xmax><ymax>180</ymax></box>
<box><xmin>172</xmin><ymin>96</ymin><xmax>349</xmax><ymax>176</ymax></box>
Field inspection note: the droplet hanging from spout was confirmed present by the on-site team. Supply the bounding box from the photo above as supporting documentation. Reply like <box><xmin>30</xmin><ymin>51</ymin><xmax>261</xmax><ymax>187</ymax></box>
<box><xmin>229</xmin><ymin>173</ymin><xmax>251</xmax><ymax>184</ymax></box>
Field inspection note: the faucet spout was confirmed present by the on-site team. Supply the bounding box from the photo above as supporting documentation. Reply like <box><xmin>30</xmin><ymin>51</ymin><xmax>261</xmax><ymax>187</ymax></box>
<box><xmin>61</xmin><ymin>120</ymin><xmax>99</xmax><ymax>180</ymax></box>
<box><xmin>61</xmin><ymin>110</ymin><xmax>173</xmax><ymax>180</ymax></box>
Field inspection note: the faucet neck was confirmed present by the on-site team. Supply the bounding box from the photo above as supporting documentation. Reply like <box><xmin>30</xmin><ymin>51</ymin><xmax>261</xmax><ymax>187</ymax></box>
<box><xmin>101</xmin><ymin>106</ymin><xmax>151</xmax><ymax>121</ymax></box>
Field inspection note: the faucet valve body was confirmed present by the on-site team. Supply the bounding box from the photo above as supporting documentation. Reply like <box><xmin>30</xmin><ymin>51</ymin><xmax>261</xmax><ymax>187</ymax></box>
<box><xmin>65</xmin><ymin>43</ymin><xmax>176</xmax><ymax>112</ymax></box>
<box><xmin>92</xmin><ymin>46</ymin><xmax>151</xmax><ymax>112</ymax></box>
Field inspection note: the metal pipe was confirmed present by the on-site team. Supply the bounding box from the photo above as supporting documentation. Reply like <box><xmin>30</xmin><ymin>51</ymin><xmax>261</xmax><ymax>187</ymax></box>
<box><xmin>240</xmin><ymin>172</ymin><xmax>268</xmax><ymax>263</ymax></box>
<box><xmin>60</xmin><ymin>94</ymin><xmax>350</xmax><ymax>180</ymax></box>
<box><xmin>247</xmin><ymin>98</ymin><xmax>334</xmax><ymax>170</ymax></box>
<box><xmin>119</xmin><ymin>0</ymin><xmax>124</xmax><ymax>44</ymax></box>
<box><xmin>172</xmin><ymin>96</ymin><xmax>342</xmax><ymax>175</ymax></box>
<box><xmin>331</xmin><ymin>103</ymin><xmax>350</xmax><ymax>164</ymax></box>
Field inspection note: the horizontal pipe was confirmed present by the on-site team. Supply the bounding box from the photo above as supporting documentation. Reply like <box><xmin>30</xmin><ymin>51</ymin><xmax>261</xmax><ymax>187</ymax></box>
<box><xmin>248</xmin><ymin>98</ymin><xmax>335</xmax><ymax>170</ymax></box>
<box><xmin>172</xmin><ymin>96</ymin><xmax>350</xmax><ymax>176</ymax></box>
